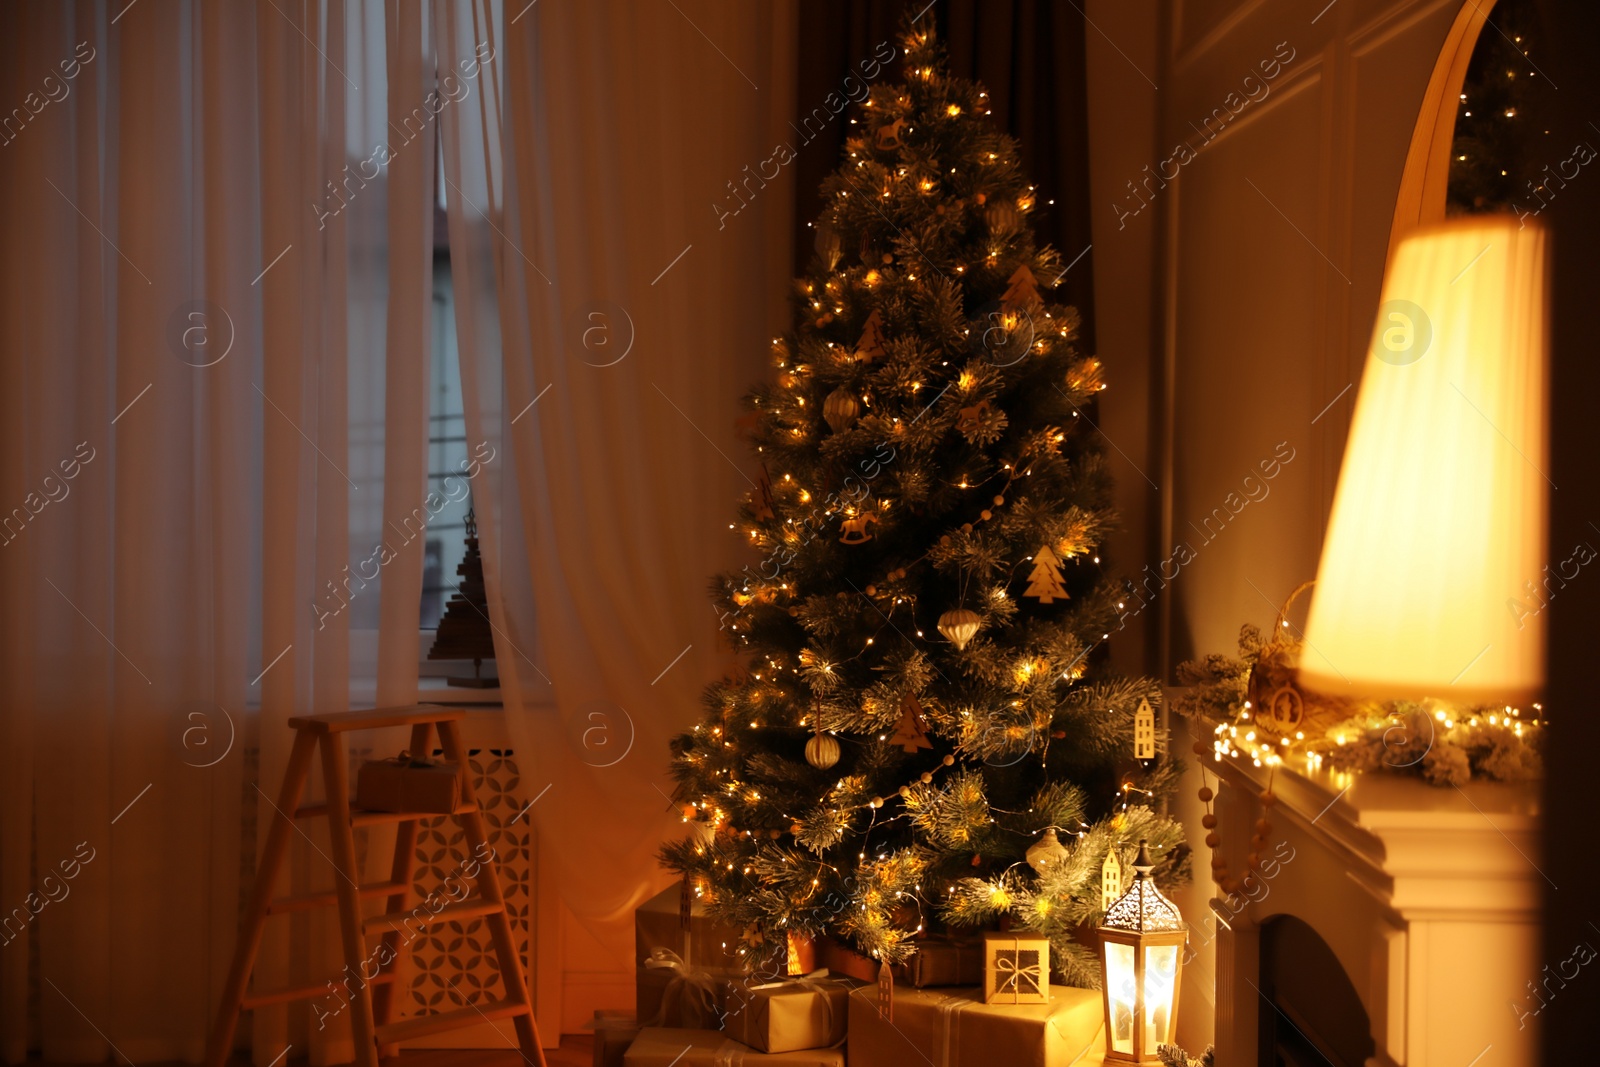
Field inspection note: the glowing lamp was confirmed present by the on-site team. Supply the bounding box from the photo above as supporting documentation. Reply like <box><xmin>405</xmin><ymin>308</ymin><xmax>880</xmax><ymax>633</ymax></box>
<box><xmin>1098</xmin><ymin>840</ymin><xmax>1186</xmax><ymax>1063</ymax></box>
<box><xmin>1300</xmin><ymin>217</ymin><xmax>1548</xmax><ymax>703</ymax></box>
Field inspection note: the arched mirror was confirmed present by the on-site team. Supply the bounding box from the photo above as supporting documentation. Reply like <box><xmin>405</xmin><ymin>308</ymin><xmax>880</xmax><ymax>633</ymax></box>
<box><xmin>1389</xmin><ymin>0</ymin><xmax>1557</xmax><ymax>255</ymax></box>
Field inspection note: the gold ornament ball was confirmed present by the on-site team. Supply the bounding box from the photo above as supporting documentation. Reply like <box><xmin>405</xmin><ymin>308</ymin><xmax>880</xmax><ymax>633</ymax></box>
<box><xmin>937</xmin><ymin>607</ymin><xmax>982</xmax><ymax>651</ymax></box>
<box><xmin>919</xmin><ymin>772</ymin><xmax>933</xmax><ymax>783</ymax></box>
<box><xmin>1260</xmin><ymin>791</ymin><xmax>1278</xmax><ymax>807</ymax></box>
<box><xmin>865</xmin><ymin>585</ymin><xmax>877</xmax><ymax>596</ymax></box>
<box><xmin>942</xmin><ymin>754</ymin><xmax>956</xmax><ymax>766</ymax></box>
<box><xmin>788</xmin><ymin>607</ymin><xmax>799</xmax><ymax>617</ymax></box>
<box><xmin>898</xmin><ymin>785</ymin><xmax>911</xmax><ymax>797</ymax></box>
<box><xmin>680</xmin><ymin>804</ymin><xmax>696</xmax><ymax>820</ymax></box>
<box><xmin>993</xmin><ymin>495</ymin><xmax>1005</xmax><ymax>506</ymax></box>
<box><xmin>1247</xmin><ymin>851</ymin><xmax>1260</xmax><ymax>867</ymax></box>
<box><xmin>805</xmin><ymin>732</ymin><xmax>841</xmax><ymax>769</ymax></box>
<box><xmin>791</xmin><ymin>822</ymin><xmax>803</xmax><ymax>835</ymax></box>
<box><xmin>1255</xmin><ymin>818</ymin><xmax>1273</xmax><ymax>834</ymax></box>
<box><xmin>1204</xmin><ymin>832</ymin><xmax>1221</xmax><ymax>848</ymax></box>
<box><xmin>960</xmin><ymin>523</ymin><xmax>973</xmax><ymax>533</ymax></box>
<box><xmin>1201</xmin><ymin>813</ymin><xmax>1217</xmax><ymax>829</ymax></box>
<box><xmin>980</xmin><ymin>510</ymin><xmax>992</xmax><ymax>520</ymax></box>
<box><xmin>1197</xmin><ymin>786</ymin><xmax>1214</xmax><ymax>802</ymax></box>
<box><xmin>869</xmin><ymin>798</ymin><xmax>883</xmax><ymax>809</ymax></box>
<box><xmin>1192</xmin><ymin>741</ymin><xmax>1209</xmax><ymax>756</ymax></box>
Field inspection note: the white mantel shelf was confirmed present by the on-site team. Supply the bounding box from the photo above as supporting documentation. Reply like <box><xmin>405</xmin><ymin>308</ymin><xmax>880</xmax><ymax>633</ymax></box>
<box><xmin>1193</xmin><ymin>719</ymin><xmax>1542</xmax><ymax>1067</ymax></box>
<box><xmin>1213</xmin><ymin>749</ymin><xmax>1542</xmax><ymax>925</ymax></box>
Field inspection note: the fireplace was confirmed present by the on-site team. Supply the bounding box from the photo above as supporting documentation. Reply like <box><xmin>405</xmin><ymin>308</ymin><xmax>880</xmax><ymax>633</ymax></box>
<box><xmin>1257</xmin><ymin>915</ymin><xmax>1374</xmax><ymax>1066</ymax></box>
<box><xmin>1180</xmin><ymin>712</ymin><xmax>1542</xmax><ymax>1066</ymax></box>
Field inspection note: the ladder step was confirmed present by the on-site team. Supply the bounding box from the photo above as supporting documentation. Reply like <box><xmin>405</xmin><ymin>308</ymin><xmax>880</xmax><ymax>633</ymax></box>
<box><xmin>242</xmin><ymin>970</ymin><xmax>398</xmax><ymax>1009</ymax></box>
<box><xmin>364</xmin><ymin>897</ymin><xmax>504</xmax><ymax>934</ymax></box>
<box><xmin>292</xmin><ymin>803</ymin><xmax>478</xmax><ymax>826</ymax></box>
<box><xmin>267</xmin><ymin>879</ymin><xmax>408</xmax><ymax>915</ymax></box>
<box><xmin>375</xmin><ymin>998</ymin><xmax>529</xmax><ymax>1043</ymax></box>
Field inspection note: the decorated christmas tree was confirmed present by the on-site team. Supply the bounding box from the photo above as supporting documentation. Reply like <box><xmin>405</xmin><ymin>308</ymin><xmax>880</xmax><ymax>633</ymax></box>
<box><xmin>662</xmin><ymin>18</ymin><xmax>1186</xmax><ymax>988</ymax></box>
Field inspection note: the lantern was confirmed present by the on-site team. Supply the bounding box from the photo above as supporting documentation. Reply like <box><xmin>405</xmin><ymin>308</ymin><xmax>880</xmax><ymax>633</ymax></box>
<box><xmin>1098</xmin><ymin>840</ymin><xmax>1186</xmax><ymax>1063</ymax></box>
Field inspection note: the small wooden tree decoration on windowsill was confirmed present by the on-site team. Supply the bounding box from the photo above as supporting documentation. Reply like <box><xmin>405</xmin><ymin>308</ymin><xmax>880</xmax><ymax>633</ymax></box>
<box><xmin>428</xmin><ymin>507</ymin><xmax>498</xmax><ymax>688</ymax></box>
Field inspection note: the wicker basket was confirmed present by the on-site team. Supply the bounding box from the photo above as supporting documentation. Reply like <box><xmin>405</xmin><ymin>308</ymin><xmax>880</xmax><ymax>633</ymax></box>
<box><xmin>1244</xmin><ymin>581</ymin><xmax>1351</xmax><ymax>740</ymax></box>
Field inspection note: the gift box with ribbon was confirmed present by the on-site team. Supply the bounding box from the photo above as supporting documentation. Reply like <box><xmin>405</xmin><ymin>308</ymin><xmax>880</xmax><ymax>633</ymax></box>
<box><xmin>844</xmin><ymin>983</ymin><xmax>1104</xmax><ymax>1067</ymax></box>
<box><xmin>354</xmin><ymin>751</ymin><xmax>461</xmax><ymax>814</ymax></box>
<box><xmin>720</xmin><ymin>972</ymin><xmax>855</xmax><ymax>1054</ymax></box>
<box><xmin>982</xmin><ymin>930</ymin><xmax>1050</xmax><ymax>1005</ymax></box>
<box><xmin>592</xmin><ymin>1010</ymin><xmax>641</xmax><ymax>1067</ymax></box>
<box><xmin>622</xmin><ymin>1027</ymin><xmax>845</xmax><ymax>1067</ymax></box>
<box><xmin>904</xmin><ymin>937</ymin><xmax>985</xmax><ymax>989</ymax></box>
<box><xmin>637</xmin><ymin>947</ymin><xmax>725</xmax><ymax>1029</ymax></box>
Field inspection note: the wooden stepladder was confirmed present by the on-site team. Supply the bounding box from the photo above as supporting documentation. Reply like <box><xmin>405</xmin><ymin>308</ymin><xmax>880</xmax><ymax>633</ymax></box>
<box><xmin>205</xmin><ymin>706</ymin><xmax>547</xmax><ymax>1067</ymax></box>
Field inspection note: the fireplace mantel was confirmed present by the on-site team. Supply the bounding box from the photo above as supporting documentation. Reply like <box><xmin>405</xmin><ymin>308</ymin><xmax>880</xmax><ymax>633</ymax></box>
<box><xmin>1200</xmin><ymin>733</ymin><xmax>1541</xmax><ymax>1066</ymax></box>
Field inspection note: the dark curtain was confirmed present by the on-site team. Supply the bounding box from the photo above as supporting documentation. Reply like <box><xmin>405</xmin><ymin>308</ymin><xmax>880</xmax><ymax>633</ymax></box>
<box><xmin>1535</xmin><ymin>0</ymin><xmax>1600</xmax><ymax>1051</ymax></box>
<box><xmin>793</xmin><ymin>0</ymin><xmax>1097</xmax><ymax>350</ymax></box>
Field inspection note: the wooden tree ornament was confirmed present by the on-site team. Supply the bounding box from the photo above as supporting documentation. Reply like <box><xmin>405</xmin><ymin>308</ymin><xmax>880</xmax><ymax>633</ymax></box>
<box><xmin>1024</xmin><ymin>544</ymin><xmax>1069</xmax><ymax>604</ymax></box>
<box><xmin>889</xmin><ymin>694</ymin><xmax>932</xmax><ymax>752</ymax></box>
<box><xmin>854</xmin><ymin>309</ymin><xmax>889</xmax><ymax>363</ymax></box>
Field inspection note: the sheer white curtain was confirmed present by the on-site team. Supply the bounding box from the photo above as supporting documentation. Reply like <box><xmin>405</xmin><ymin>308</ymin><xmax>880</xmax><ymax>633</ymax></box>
<box><xmin>0</xmin><ymin>2</ymin><xmax>421</xmax><ymax>1062</ymax></box>
<box><xmin>435</xmin><ymin>0</ymin><xmax>799</xmax><ymax>1012</ymax></box>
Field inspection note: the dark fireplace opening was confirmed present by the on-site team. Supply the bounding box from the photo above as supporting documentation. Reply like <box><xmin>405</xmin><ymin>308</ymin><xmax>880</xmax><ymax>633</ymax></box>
<box><xmin>1257</xmin><ymin>915</ymin><xmax>1376</xmax><ymax>1067</ymax></box>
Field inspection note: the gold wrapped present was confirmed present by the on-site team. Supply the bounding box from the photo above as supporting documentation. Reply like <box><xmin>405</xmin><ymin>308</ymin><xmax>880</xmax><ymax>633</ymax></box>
<box><xmin>845</xmin><ymin>983</ymin><xmax>1104</xmax><ymax>1067</ymax></box>
<box><xmin>622</xmin><ymin>1027</ymin><xmax>844</xmax><ymax>1067</ymax></box>
<box><xmin>720</xmin><ymin>973</ymin><xmax>854</xmax><ymax>1053</ymax></box>
<box><xmin>354</xmin><ymin>753</ymin><xmax>461</xmax><ymax>813</ymax></box>
<box><xmin>983</xmin><ymin>930</ymin><xmax>1050</xmax><ymax>1005</ymax></box>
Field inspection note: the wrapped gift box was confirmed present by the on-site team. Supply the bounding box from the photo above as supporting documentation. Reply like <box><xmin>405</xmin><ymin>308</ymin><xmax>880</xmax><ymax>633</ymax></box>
<box><xmin>624</xmin><ymin>1027</ymin><xmax>845</xmax><ymax>1067</ymax></box>
<box><xmin>637</xmin><ymin>951</ymin><xmax>724</xmax><ymax>1029</ymax></box>
<box><xmin>593</xmin><ymin>1010</ymin><xmax>641</xmax><ymax>1067</ymax></box>
<box><xmin>982</xmin><ymin>930</ymin><xmax>1051</xmax><ymax>1005</ymax></box>
<box><xmin>354</xmin><ymin>755</ymin><xmax>461</xmax><ymax>813</ymax></box>
<box><xmin>904</xmin><ymin>937</ymin><xmax>984</xmax><ymax>988</ymax></box>
<box><xmin>721</xmin><ymin>975</ymin><xmax>854</xmax><ymax>1053</ymax></box>
<box><xmin>845</xmin><ymin>983</ymin><xmax>1104</xmax><ymax>1067</ymax></box>
<box><xmin>635</xmin><ymin>883</ymin><xmax>746</xmax><ymax>971</ymax></box>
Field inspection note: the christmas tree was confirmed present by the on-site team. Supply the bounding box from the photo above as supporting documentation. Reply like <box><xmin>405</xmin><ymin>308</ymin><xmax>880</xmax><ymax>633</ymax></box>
<box><xmin>662</xmin><ymin>18</ymin><xmax>1185</xmax><ymax>988</ymax></box>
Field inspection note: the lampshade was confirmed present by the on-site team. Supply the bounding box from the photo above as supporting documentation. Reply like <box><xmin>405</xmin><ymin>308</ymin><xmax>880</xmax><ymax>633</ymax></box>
<box><xmin>1299</xmin><ymin>216</ymin><xmax>1548</xmax><ymax>703</ymax></box>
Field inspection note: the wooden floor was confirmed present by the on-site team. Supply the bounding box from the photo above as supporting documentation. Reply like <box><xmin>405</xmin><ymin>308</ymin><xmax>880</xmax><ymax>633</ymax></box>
<box><xmin>31</xmin><ymin>1037</ymin><xmax>596</xmax><ymax>1067</ymax></box>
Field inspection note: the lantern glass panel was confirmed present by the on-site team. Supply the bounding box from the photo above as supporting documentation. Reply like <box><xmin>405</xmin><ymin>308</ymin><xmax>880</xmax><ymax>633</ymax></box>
<box><xmin>1143</xmin><ymin>943</ymin><xmax>1180</xmax><ymax>1048</ymax></box>
<box><xmin>1105</xmin><ymin>940</ymin><xmax>1136</xmax><ymax>1053</ymax></box>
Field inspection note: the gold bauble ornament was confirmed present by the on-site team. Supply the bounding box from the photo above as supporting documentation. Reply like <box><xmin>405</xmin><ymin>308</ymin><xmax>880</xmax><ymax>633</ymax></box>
<box><xmin>805</xmin><ymin>731</ymin><xmax>841</xmax><ymax>769</ymax></box>
<box><xmin>937</xmin><ymin>607</ymin><xmax>982</xmax><ymax>651</ymax></box>
<box><xmin>823</xmin><ymin>386</ymin><xmax>860</xmax><ymax>433</ymax></box>
<box><xmin>1025</xmin><ymin>827</ymin><xmax>1070</xmax><ymax>873</ymax></box>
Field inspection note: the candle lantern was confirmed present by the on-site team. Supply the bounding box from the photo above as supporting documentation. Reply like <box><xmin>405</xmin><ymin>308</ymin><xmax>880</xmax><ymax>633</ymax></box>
<box><xmin>1098</xmin><ymin>840</ymin><xmax>1186</xmax><ymax>1062</ymax></box>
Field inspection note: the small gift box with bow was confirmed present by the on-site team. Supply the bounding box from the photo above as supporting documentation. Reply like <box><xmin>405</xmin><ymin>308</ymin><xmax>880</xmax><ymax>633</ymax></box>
<box><xmin>720</xmin><ymin>972</ymin><xmax>855</xmax><ymax>1053</ymax></box>
<box><xmin>354</xmin><ymin>751</ymin><xmax>461</xmax><ymax>814</ymax></box>
<box><xmin>982</xmin><ymin>930</ymin><xmax>1050</xmax><ymax>1005</ymax></box>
